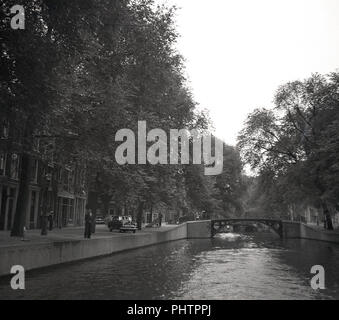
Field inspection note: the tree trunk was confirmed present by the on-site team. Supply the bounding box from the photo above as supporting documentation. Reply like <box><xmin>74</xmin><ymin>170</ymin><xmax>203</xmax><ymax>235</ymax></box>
<box><xmin>40</xmin><ymin>187</ymin><xmax>48</xmax><ymax>236</ymax></box>
<box><xmin>150</xmin><ymin>203</ymin><xmax>153</xmax><ymax>224</ymax></box>
<box><xmin>314</xmin><ymin>172</ymin><xmax>334</xmax><ymax>231</ymax></box>
<box><xmin>87</xmin><ymin>190</ymin><xmax>99</xmax><ymax>233</ymax></box>
<box><xmin>137</xmin><ymin>201</ymin><xmax>144</xmax><ymax>230</ymax></box>
<box><xmin>91</xmin><ymin>208</ymin><xmax>97</xmax><ymax>233</ymax></box>
<box><xmin>103</xmin><ymin>200</ymin><xmax>109</xmax><ymax>217</ymax></box>
<box><xmin>10</xmin><ymin>153</ymin><xmax>31</xmax><ymax>237</ymax></box>
<box><xmin>322</xmin><ymin>202</ymin><xmax>334</xmax><ymax>231</ymax></box>
<box><xmin>101</xmin><ymin>194</ymin><xmax>112</xmax><ymax>217</ymax></box>
<box><xmin>325</xmin><ymin>213</ymin><xmax>334</xmax><ymax>230</ymax></box>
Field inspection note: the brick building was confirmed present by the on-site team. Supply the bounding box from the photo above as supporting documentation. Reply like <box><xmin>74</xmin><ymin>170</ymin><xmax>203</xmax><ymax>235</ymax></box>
<box><xmin>0</xmin><ymin>120</ymin><xmax>87</xmax><ymax>231</ymax></box>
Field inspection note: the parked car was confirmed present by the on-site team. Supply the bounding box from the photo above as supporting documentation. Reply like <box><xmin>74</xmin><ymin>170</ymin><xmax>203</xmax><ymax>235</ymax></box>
<box><xmin>119</xmin><ymin>221</ymin><xmax>137</xmax><ymax>233</ymax></box>
<box><xmin>95</xmin><ymin>215</ymin><xmax>105</xmax><ymax>225</ymax></box>
<box><xmin>107</xmin><ymin>216</ymin><xmax>123</xmax><ymax>231</ymax></box>
<box><xmin>107</xmin><ymin>215</ymin><xmax>136</xmax><ymax>232</ymax></box>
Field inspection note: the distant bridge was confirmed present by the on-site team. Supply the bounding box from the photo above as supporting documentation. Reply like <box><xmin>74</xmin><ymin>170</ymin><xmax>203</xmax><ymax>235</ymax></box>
<box><xmin>211</xmin><ymin>218</ymin><xmax>283</xmax><ymax>238</ymax></box>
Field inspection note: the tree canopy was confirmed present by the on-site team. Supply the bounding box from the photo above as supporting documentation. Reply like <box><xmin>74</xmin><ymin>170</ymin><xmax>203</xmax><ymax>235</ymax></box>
<box><xmin>1</xmin><ymin>0</ymin><xmax>246</xmax><ymax>235</ymax></box>
<box><xmin>238</xmin><ymin>72</ymin><xmax>339</xmax><ymax>228</ymax></box>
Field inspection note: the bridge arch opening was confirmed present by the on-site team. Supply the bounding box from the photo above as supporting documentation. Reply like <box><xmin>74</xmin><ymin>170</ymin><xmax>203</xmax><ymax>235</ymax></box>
<box><xmin>211</xmin><ymin>219</ymin><xmax>283</xmax><ymax>238</ymax></box>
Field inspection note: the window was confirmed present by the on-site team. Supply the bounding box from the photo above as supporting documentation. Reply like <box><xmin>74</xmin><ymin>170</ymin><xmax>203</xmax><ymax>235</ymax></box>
<box><xmin>10</xmin><ymin>154</ymin><xmax>20</xmax><ymax>180</ymax></box>
<box><xmin>69</xmin><ymin>170</ymin><xmax>74</xmax><ymax>193</ymax></box>
<box><xmin>80</xmin><ymin>169</ymin><xmax>86</xmax><ymax>189</ymax></box>
<box><xmin>6</xmin><ymin>188</ymin><xmax>16</xmax><ymax>230</ymax></box>
<box><xmin>69</xmin><ymin>199</ymin><xmax>74</xmax><ymax>223</ymax></box>
<box><xmin>31</xmin><ymin>160</ymin><xmax>38</xmax><ymax>183</ymax></box>
<box><xmin>57</xmin><ymin>167</ymin><xmax>62</xmax><ymax>183</ymax></box>
<box><xmin>32</xmin><ymin>138</ymin><xmax>40</xmax><ymax>152</ymax></box>
<box><xmin>1</xmin><ymin>120</ymin><xmax>9</xmax><ymax>139</ymax></box>
<box><xmin>0</xmin><ymin>153</ymin><xmax>6</xmax><ymax>176</ymax></box>
<box><xmin>63</xmin><ymin>169</ymin><xmax>69</xmax><ymax>191</ymax></box>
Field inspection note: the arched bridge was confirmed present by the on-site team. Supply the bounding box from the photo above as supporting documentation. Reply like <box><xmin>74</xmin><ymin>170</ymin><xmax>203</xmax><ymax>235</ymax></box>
<box><xmin>211</xmin><ymin>218</ymin><xmax>283</xmax><ymax>238</ymax></box>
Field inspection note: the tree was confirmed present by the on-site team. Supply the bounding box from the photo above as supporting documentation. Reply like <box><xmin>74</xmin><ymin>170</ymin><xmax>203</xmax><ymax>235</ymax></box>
<box><xmin>1</xmin><ymin>0</ymin><xmax>69</xmax><ymax>236</ymax></box>
<box><xmin>3</xmin><ymin>0</ymin><xmax>248</xmax><ymax>236</ymax></box>
<box><xmin>213</xmin><ymin>144</ymin><xmax>245</xmax><ymax>217</ymax></box>
<box><xmin>238</xmin><ymin>72</ymin><xmax>339</xmax><ymax>229</ymax></box>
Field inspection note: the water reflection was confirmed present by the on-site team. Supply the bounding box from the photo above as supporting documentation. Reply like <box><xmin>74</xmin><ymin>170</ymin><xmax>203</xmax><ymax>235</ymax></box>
<box><xmin>1</xmin><ymin>232</ymin><xmax>339</xmax><ymax>300</ymax></box>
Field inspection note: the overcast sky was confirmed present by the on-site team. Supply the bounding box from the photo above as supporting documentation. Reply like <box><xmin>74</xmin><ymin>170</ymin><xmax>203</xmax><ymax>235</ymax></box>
<box><xmin>156</xmin><ymin>0</ymin><xmax>339</xmax><ymax>145</ymax></box>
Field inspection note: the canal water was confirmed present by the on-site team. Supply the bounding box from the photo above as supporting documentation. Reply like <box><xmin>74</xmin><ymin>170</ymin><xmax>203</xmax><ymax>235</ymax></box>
<box><xmin>1</xmin><ymin>233</ymin><xmax>339</xmax><ymax>300</ymax></box>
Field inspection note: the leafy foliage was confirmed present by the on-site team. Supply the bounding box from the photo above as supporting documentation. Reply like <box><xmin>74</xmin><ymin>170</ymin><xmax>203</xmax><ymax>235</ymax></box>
<box><xmin>1</xmin><ymin>0</ymin><xmax>246</xmax><ymax>235</ymax></box>
<box><xmin>238</xmin><ymin>72</ymin><xmax>339</xmax><ymax>227</ymax></box>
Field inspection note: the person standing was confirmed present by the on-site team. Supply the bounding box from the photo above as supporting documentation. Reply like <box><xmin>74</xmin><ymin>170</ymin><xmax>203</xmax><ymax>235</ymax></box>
<box><xmin>41</xmin><ymin>210</ymin><xmax>48</xmax><ymax>236</ymax></box>
<box><xmin>84</xmin><ymin>206</ymin><xmax>93</xmax><ymax>239</ymax></box>
<box><xmin>48</xmin><ymin>211</ymin><xmax>54</xmax><ymax>231</ymax></box>
<box><xmin>158</xmin><ymin>213</ymin><xmax>163</xmax><ymax>227</ymax></box>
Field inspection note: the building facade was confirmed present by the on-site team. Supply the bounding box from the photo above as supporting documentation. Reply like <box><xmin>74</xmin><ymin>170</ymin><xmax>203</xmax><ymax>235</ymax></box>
<box><xmin>0</xmin><ymin>120</ymin><xmax>87</xmax><ymax>231</ymax></box>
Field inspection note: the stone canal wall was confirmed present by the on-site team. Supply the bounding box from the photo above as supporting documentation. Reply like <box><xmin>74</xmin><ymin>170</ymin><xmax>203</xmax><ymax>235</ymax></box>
<box><xmin>187</xmin><ymin>220</ymin><xmax>212</xmax><ymax>238</ymax></box>
<box><xmin>282</xmin><ymin>221</ymin><xmax>301</xmax><ymax>238</ymax></box>
<box><xmin>300</xmin><ymin>223</ymin><xmax>339</xmax><ymax>243</ymax></box>
<box><xmin>1</xmin><ymin>220</ymin><xmax>338</xmax><ymax>277</ymax></box>
<box><xmin>283</xmin><ymin>221</ymin><xmax>339</xmax><ymax>243</ymax></box>
<box><xmin>1</xmin><ymin>222</ymin><xmax>212</xmax><ymax>277</ymax></box>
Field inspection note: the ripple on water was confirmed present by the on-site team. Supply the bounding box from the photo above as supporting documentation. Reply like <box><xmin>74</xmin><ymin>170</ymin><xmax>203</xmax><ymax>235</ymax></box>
<box><xmin>0</xmin><ymin>234</ymin><xmax>339</xmax><ymax>300</ymax></box>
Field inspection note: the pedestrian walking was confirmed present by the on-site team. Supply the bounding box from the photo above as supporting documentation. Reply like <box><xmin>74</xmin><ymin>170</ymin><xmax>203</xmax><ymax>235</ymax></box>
<box><xmin>48</xmin><ymin>211</ymin><xmax>54</xmax><ymax>231</ymax></box>
<box><xmin>84</xmin><ymin>206</ymin><xmax>93</xmax><ymax>239</ymax></box>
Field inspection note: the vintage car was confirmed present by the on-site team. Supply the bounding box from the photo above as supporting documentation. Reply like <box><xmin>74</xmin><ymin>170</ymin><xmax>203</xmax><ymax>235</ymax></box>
<box><xmin>107</xmin><ymin>215</ymin><xmax>136</xmax><ymax>232</ymax></box>
<box><xmin>119</xmin><ymin>222</ymin><xmax>138</xmax><ymax>233</ymax></box>
<box><xmin>95</xmin><ymin>215</ymin><xmax>105</xmax><ymax>225</ymax></box>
